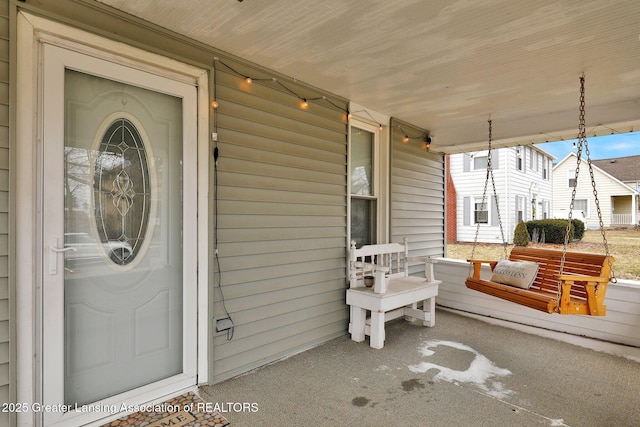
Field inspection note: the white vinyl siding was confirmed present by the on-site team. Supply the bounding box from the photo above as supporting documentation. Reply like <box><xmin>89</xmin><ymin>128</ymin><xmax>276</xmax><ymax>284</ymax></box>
<box><xmin>450</xmin><ymin>147</ymin><xmax>553</xmax><ymax>244</ymax></box>
<box><xmin>212</xmin><ymin>62</ymin><xmax>349</xmax><ymax>382</ymax></box>
<box><xmin>390</xmin><ymin>119</ymin><xmax>445</xmax><ymax>269</ymax></box>
<box><xmin>553</xmin><ymin>153</ymin><xmax>635</xmax><ymax>228</ymax></box>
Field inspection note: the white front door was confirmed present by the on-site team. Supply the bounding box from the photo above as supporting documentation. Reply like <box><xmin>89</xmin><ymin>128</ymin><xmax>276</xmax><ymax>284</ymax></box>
<box><xmin>41</xmin><ymin>43</ymin><xmax>198</xmax><ymax>426</ymax></box>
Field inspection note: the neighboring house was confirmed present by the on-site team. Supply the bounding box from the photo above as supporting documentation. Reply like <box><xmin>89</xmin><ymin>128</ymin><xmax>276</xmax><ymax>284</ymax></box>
<box><xmin>448</xmin><ymin>146</ymin><xmax>554</xmax><ymax>244</ymax></box>
<box><xmin>8</xmin><ymin>4</ymin><xmax>445</xmax><ymax>426</ymax></box>
<box><xmin>553</xmin><ymin>153</ymin><xmax>640</xmax><ymax>228</ymax></box>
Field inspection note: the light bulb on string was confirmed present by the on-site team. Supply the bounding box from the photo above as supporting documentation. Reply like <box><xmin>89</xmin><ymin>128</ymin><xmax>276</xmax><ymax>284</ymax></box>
<box><xmin>245</xmin><ymin>77</ymin><xmax>252</xmax><ymax>84</ymax></box>
<box><xmin>300</xmin><ymin>98</ymin><xmax>309</xmax><ymax>110</ymax></box>
<box><xmin>402</xmin><ymin>135</ymin><xmax>409</xmax><ymax>143</ymax></box>
<box><xmin>211</xmin><ymin>100</ymin><xmax>219</xmax><ymax>109</ymax></box>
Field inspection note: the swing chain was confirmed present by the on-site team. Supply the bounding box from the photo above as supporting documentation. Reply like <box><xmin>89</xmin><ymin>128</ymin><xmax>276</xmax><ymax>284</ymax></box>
<box><xmin>584</xmin><ymin>120</ymin><xmax>616</xmax><ymax>283</ymax></box>
<box><xmin>559</xmin><ymin>75</ymin><xmax>615</xmax><ymax>304</ymax></box>
<box><xmin>471</xmin><ymin>120</ymin><xmax>508</xmax><ymax>263</ymax></box>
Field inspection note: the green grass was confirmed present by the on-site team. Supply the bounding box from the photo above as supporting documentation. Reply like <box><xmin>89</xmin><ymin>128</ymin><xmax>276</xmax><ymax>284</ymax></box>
<box><xmin>446</xmin><ymin>228</ymin><xmax>640</xmax><ymax>281</ymax></box>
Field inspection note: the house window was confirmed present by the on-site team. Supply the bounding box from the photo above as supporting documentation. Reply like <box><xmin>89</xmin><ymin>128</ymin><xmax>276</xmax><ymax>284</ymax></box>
<box><xmin>516</xmin><ymin>147</ymin><xmax>524</xmax><ymax>171</ymax></box>
<box><xmin>516</xmin><ymin>196</ymin><xmax>525</xmax><ymax>222</ymax></box>
<box><xmin>473</xmin><ymin>155</ymin><xmax>488</xmax><ymax>170</ymax></box>
<box><xmin>542</xmin><ymin>158</ymin><xmax>549</xmax><ymax>180</ymax></box>
<box><xmin>574</xmin><ymin>199</ymin><xmax>588</xmax><ymax>216</ymax></box>
<box><xmin>350</xmin><ymin>125</ymin><xmax>378</xmax><ymax>248</ymax></box>
<box><xmin>568</xmin><ymin>169</ymin><xmax>577</xmax><ymax>188</ymax></box>
<box><xmin>474</xmin><ymin>200</ymin><xmax>488</xmax><ymax>224</ymax></box>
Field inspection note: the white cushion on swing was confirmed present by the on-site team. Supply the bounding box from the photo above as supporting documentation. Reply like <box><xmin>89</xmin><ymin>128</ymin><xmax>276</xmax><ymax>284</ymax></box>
<box><xmin>491</xmin><ymin>259</ymin><xmax>539</xmax><ymax>289</ymax></box>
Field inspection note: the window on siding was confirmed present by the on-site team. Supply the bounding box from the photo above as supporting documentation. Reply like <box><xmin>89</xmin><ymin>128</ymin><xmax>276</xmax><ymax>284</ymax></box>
<box><xmin>474</xmin><ymin>200</ymin><xmax>488</xmax><ymax>224</ymax></box>
<box><xmin>542</xmin><ymin>157</ymin><xmax>549</xmax><ymax>180</ymax></box>
<box><xmin>350</xmin><ymin>125</ymin><xmax>378</xmax><ymax>248</ymax></box>
<box><xmin>516</xmin><ymin>195</ymin><xmax>525</xmax><ymax>223</ymax></box>
<box><xmin>473</xmin><ymin>155</ymin><xmax>488</xmax><ymax>170</ymax></box>
<box><xmin>516</xmin><ymin>147</ymin><xmax>524</xmax><ymax>171</ymax></box>
<box><xmin>568</xmin><ymin>169</ymin><xmax>577</xmax><ymax>188</ymax></box>
<box><xmin>532</xmin><ymin>150</ymin><xmax>539</xmax><ymax>171</ymax></box>
<box><xmin>574</xmin><ymin>199</ymin><xmax>588</xmax><ymax>216</ymax></box>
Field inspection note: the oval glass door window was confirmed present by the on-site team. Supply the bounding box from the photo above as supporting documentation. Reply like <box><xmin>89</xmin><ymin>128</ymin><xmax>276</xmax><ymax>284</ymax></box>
<box><xmin>94</xmin><ymin>117</ymin><xmax>151</xmax><ymax>266</ymax></box>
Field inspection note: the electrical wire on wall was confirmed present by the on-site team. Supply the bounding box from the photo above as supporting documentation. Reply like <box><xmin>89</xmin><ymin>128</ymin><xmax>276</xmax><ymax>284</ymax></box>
<box><xmin>212</xmin><ymin>58</ymin><xmax>234</xmax><ymax>340</ymax></box>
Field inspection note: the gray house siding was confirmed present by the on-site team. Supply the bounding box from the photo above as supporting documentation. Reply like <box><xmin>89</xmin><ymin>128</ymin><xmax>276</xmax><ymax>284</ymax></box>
<box><xmin>0</xmin><ymin>0</ymin><xmax>9</xmax><ymax>424</ymax></box>
<box><xmin>7</xmin><ymin>1</ymin><xmax>446</xmax><ymax>412</ymax></box>
<box><xmin>212</xmin><ymin>61</ymin><xmax>349</xmax><ymax>382</ymax></box>
<box><xmin>390</xmin><ymin>119</ymin><xmax>445</xmax><ymax>271</ymax></box>
<box><xmin>13</xmin><ymin>0</ymin><xmax>351</xmax><ymax>388</ymax></box>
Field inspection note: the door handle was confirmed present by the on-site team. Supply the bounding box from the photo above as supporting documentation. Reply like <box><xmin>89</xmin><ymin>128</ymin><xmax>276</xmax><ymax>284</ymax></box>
<box><xmin>49</xmin><ymin>238</ymin><xmax>77</xmax><ymax>275</ymax></box>
<box><xmin>51</xmin><ymin>246</ymin><xmax>77</xmax><ymax>253</ymax></box>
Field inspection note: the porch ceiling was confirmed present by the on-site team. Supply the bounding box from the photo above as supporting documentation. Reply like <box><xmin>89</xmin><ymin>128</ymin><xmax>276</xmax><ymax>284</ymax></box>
<box><xmin>96</xmin><ymin>0</ymin><xmax>640</xmax><ymax>153</ymax></box>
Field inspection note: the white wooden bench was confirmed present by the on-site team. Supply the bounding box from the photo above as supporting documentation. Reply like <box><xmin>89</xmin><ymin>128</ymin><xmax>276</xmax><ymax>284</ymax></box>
<box><xmin>346</xmin><ymin>238</ymin><xmax>440</xmax><ymax>349</ymax></box>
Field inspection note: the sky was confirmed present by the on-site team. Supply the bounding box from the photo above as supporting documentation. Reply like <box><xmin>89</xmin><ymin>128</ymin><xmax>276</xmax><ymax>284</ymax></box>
<box><xmin>538</xmin><ymin>131</ymin><xmax>640</xmax><ymax>163</ymax></box>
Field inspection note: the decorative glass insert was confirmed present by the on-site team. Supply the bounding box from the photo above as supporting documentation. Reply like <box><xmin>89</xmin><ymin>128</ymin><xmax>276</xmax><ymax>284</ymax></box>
<box><xmin>94</xmin><ymin>118</ymin><xmax>150</xmax><ymax>265</ymax></box>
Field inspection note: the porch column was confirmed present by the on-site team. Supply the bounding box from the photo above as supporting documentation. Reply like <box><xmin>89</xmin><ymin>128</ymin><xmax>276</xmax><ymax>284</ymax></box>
<box><xmin>633</xmin><ymin>194</ymin><xmax>638</xmax><ymax>226</ymax></box>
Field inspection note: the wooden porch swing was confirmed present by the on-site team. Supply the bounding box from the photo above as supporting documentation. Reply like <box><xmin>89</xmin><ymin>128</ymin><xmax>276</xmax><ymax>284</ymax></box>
<box><xmin>465</xmin><ymin>75</ymin><xmax>615</xmax><ymax>316</ymax></box>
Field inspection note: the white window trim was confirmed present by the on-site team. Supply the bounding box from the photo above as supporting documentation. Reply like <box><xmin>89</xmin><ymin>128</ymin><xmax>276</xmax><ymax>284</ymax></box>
<box><xmin>574</xmin><ymin>198</ymin><xmax>590</xmax><ymax>218</ymax></box>
<box><xmin>516</xmin><ymin>195</ymin><xmax>526</xmax><ymax>222</ymax></box>
<box><xmin>348</xmin><ymin>117</ymin><xmax>388</xmax><ymax>244</ymax></box>
<box><xmin>516</xmin><ymin>147</ymin><xmax>524</xmax><ymax>171</ymax></box>
<box><xmin>472</xmin><ymin>196</ymin><xmax>490</xmax><ymax>225</ymax></box>
<box><xmin>568</xmin><ymin>169</ymin><xmax>578</xmax><ymax>188</ymax></box>
<box><xmin>472</xmin><ymin>151</ymin><xmax>489</xmax><ymax>171</ymax></box>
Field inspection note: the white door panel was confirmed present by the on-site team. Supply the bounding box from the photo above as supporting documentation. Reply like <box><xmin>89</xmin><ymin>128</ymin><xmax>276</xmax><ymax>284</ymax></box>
<box><xmin>42</xmin><ymin>44</ymin><xmax>197</xmax><ymax>426</ymax></box>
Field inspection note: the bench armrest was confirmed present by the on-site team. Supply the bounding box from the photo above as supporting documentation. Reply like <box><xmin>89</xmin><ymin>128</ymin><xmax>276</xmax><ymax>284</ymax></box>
<box><xmin>467</xmin><ymin>259</ymin><xmax>498</xmax><ymax>279</ymax></box>
<box><xmin>408</xmin><ymin>256</ymin><xmax>438</xmax><ymax>281</ymax></box>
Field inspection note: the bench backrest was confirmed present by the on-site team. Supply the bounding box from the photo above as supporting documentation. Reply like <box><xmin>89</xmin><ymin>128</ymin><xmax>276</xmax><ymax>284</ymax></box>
<box><xmin>349</xmin><ymin>238</ymin><xmax>410</xmax><ymax>289</ymax></box>
<box><xmin>508</xmin><ymin>247</ymin><xmax>611</xmax><ymax>298</ymax></box>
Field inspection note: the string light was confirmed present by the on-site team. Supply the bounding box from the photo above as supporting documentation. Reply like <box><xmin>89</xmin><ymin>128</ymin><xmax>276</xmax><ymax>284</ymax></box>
<box><xmin>395</xmin><ymin>125</ymin><xmax>431</xmax><ymax>150</ymax></box>
<box><xmin>212</xmin><ymin>57</ymin><xmax>434</xmax><ymax>153</ymax></box>
<box><xmin>213</xmin><ymin>57</ymin><xmax>348</xmax><ymax>114</ymax></box>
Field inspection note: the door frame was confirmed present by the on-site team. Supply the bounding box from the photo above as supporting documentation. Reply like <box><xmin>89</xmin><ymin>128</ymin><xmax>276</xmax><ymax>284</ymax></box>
<box><xmin>16</xmin><ymin>12</ymin><xmax>210</xmax><ymax>426</ymax></box>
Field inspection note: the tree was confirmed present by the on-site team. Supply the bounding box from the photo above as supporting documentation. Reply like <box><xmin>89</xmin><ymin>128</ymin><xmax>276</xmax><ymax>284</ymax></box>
<box><xmin>513</xmin><ymin>220</ymin><xmax>530</xmax><ymax>247</ymax></box>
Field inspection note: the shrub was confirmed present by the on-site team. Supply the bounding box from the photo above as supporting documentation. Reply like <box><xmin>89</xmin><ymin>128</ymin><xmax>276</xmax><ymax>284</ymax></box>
<box><xmin>513</xmin><ymin>221</ymin><xmax>530</xmax><ymax>246</ymax></box>
<box><xmin>571</xmin><ymin>218</ymin><xmax>585</xmax><ymax>240</ymax></box>
<box><xmin>525</xmin><ymin>219</ymin><xmax>575</xmax><ymax>244</ymax></box>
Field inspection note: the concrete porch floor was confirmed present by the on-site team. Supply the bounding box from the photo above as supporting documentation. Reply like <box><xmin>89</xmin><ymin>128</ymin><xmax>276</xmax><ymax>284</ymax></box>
<box><xmin>200</xmin><ymin>309</ymin><xmax>640</xmax><ymax>427</ymax></box>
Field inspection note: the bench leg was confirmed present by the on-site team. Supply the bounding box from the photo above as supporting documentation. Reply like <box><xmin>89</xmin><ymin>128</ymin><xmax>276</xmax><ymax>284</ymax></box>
<box><xmin>350</xmin><ymin>306</ymin><xmax>366</xmax><ymax>342</ymax></box>
<box><xmin>423</xmin><ymin>297</ymin><xmax>436</xmax><ymax>327</ymax></box>
<box><xmin>369</xmin><ymin>311</ymin><xmax>385</xmax><ymax>349</ymax></box>
<box><xmin>404</xmin><ymin>302</ymin><xmax>419</xmax><ymax>322</ymax></box>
